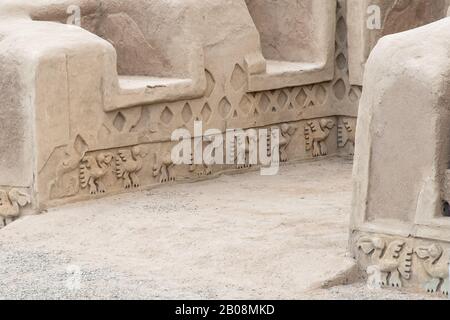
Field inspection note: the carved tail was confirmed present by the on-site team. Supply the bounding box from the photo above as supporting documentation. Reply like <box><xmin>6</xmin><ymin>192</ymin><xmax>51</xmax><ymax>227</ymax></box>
<box><xmin>337</xmin><ymin>124</ymin><xmax>346</xmax><ymax>147</ymax></box>
<box><xmin>398</xmin><ymin>247</ymin><xmax>413</xmax><ymax>280</ymax></box>
<box><xmin>304</xmin><ymin>124</ymin><xmax>312</xmax><ymax>151</ymax></box>
<box><xmin>79</xmin><ymin>163</ymin><xmax>90</xmax><ymax>188</ymax></box>
<box><xmin>115</xmin><ymin>158</ymin><xmax>125</xmax><ymax>178</ymax></box>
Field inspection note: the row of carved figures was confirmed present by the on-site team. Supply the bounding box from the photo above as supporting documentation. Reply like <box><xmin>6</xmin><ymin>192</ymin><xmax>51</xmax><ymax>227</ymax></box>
<box><xmin>357</xmin><ymin>236</ymin><xmax>449</xmax><ymax>296</ymax></box>
<box><xmin>0</xmin><ymin>117</ymin><xmax>357</xmax><ymax>226</ymax></box>
<box><xmin>79</xmin><ymin>146</ymin><xmax>155</xmax><ymax>195</ymax></box>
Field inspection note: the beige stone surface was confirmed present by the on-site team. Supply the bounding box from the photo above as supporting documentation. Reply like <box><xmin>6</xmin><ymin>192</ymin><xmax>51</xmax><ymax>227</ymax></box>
<box><xmin>351</xmin><ymin>17</ymin><xmax>450</xmax><ymax>295</ymax></box>
<box><xmin>245</xmin><ymin>0</ymin><xmax>336</xmax><ymax>91</ymax></box>
<box><xmin>0</xmin><ymin>0</ymin><xmax>359</xmax><ymax>220</ymax></box>
<box><xmin>0</xmin><ymin>158</ymin><xmax>440</xmax><ymax>300</ymax></box>
<box><xmin>347</xmin><ymin>0</ymin><xmax>450</xmax><ymax>85</ymax></box>
<box><xmin>1</xmin><ymin>158</ymin><xmax>445</xmax><ymax>299</ymax></box>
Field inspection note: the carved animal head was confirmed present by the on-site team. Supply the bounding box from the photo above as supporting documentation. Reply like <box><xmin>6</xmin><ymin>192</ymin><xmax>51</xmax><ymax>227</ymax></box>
<box><xmin>81</xmin><ymin>155</ymin><xmax>97</xmax><ymax>168</ymax></box>
<box><xmin>366</xmin><ymin>265</ymin><xmax>381</xmax><ymax>276</ymax></box>
<box><xmin>415</xmin><ymin>244</ymin><xmax>444</xmax><ymax>264</ymax></box>
<box><xmin>8</xmin><ymin>189</ymin><xmax>31</xmax><ymax>208</ymax></box>
<box><xmin>132</xmin><ymin>146</ymin><xmax>147</xmax><ymax>158</ymax></box>
<box><xmin>96</xmin><ymin>153</ymin><xmax>114</xmax><ymax>165</ymax></box>
<box><xmin>280</xmin><ymin>123</ymin><xmax>297</xmax><ymax>136</ymax></box>
<box><xmin>357</xmin><ymin>236</ymin><xmax>386</xmax><ymax>255</ymax></box>
<box><xmin>319</xmin><ymin>119</ymin><xmax>335</xmax><ymax>130</ymax></box>
<box><xmin>343</xmin><ymin>118</ymin><xmax>356</xmax><ymax>132</ymax></box>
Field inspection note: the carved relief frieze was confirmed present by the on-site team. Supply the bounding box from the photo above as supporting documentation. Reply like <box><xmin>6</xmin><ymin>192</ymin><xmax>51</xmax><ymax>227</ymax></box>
<box><xmin>305</xmin><ymin>119</ymin><xmax>335</xmax><ymax>157</ymax></box>
<box><xmin>357</xmin><ymin>236</ymin><xmax>413</xmax><ymax>288</ymax></box>
<box><xmin>355</xmin><ymin>235</ymin><xmax>450</xmax><ymax>297</ymax></box>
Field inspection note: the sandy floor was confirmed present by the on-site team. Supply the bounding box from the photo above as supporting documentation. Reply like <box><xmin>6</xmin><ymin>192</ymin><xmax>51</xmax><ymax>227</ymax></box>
<box><xmin>0</xmin><ymin>157</ymin><xmax>441</xmax><ymax>299</ymax></box>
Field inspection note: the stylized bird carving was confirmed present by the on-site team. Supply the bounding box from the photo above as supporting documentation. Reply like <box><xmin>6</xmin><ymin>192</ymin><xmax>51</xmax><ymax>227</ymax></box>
<box><xmin>305</xmin><ymin>119</ymin><xmax>335</xmax><ymax>157</ymax></box>
<box><xmin>358</xmin><ymin>237</ymin><xmax>412</xmax><ymax>288</ymax></box>
<box><xmin>153</xmin><ymin>152</ymin><xmax>175</xmax><ymax>183</ymax></box>
<box><xmin>80</xmin><ymin>153</ymin><xmax>114</xmax><ymax>194</ymax></box>
<box><xmin>116</xmin><ymin>146</ymin><xmax>147</xmax><ymax>188</ymax></box>
<box><xmin>415</xmin><ymin>244</ymin><xmax>449</xmax><ymax>296</ymax></box>
<box><xmin>279</xmin><ymin>123</ymin><xmax>297</xmax><ymax>162</ymax></box>
<box><xmin>338</xmin><ymin>118</ymin><xmax>356</xmax><ymax>154</ymax></box>
<box><xmin>0</xmin><ymin>189</ymin><xmax>31</xmax><ymax>227</ymax></box>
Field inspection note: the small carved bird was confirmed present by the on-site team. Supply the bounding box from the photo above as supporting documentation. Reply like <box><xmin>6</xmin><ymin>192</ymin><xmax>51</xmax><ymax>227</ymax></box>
<box><xmin>0</xmin><ymin>189</ymin><xmax>31</xmax><ymax>227</ymax></box>
<box><xmin>80</xmin><ymin>153</ymin><xmax>114</xmax><ymax>194</ymax></box>
<box><xmin>279</xmin><ymin>123</ymin><xmax>297</xmax><ymax>162</ymax></box>
<box><xmin>358</xmin><ymin>237</ymin><xmax>412</xmax><ymax>288</ymax></box>
<box><xmin>305</xmin><ymin>119</ymin><xmax>335</xmax><ymax>157</ymax></box>
<box><xmin>153</xmin><ymin>152</ymin><xmax>175</xmax><ymax>183</ymax></box>
<box><xmin>338</xmin><ymin>118</ymin><xmax>357</xmax><ymax>154</ymax></box>
<box><xmin>415</xmin><ymin>244</ymin><xmax>449</xmax><ymax>295</ymax></box>
<box><xmin>116</xmin><ymin>146</ymin><xmax>147</xmax><ymax>188</ymax></box>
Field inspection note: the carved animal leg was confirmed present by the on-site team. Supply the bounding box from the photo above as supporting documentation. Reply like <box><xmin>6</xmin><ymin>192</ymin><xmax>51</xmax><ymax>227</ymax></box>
<box><xmin>123</xmin><ymin>173</ymin><xmax>132</xmax><ymax>189</ymax></box>
<box><xmin>280</xmin><ymin>148</ymin><xmax>288</xmax><ymax>162</ymax></box>
<box><xmin>236</xmin><ymin>156</ymin><xmax>245</xmax><ymax>169</ymax></box>
<box><xmin>4</xmin><ymin>217</ymin><xmax>14</xmax><ymax>226</ymax></box>
<box><xmin>244</xmin><ymin>153</ymin><xmax>251</xmax><ymax>168</ymax></box>
<box><xmin>424</xmin><ymin>278</ymin><xmax>440</xmax><ymax>293</ymax></box>
<box><xmin>389</xmin><ymin>270</ymin><xmax>402</xmax><ymax>288</ymax></box>
<box><xmin>130</xmin><ymin>172</ymin><xmax>140</xmax><ymax>188</ymax></box>
<box><xmin>168</xmin><ymin>165</ymin><xmax>175</xmax><ymax>182</ymax></box>
<box><xmin>441</xmin><ymin>278</ymin><xmax>449</xmax><ymax>296</ymax></box>
<box><xmin>379</xmin><ymin>272</ymin><xmax>389</xmax><ymax>287</ymax></box>
<box><xmin>312</xmin><ymin>141</ymin><xmax>321</xmax><ymax>157</ymax></box>
<box><xmin>96</xmin><ymin>180</ymin><xmax>106</xmax><ymax>194</ymax></box>
<box><xmin>203</xmin><ymin>164</ymin><xmax>212</xmax><ymax>176</ymax></box>
<box><xmin>88</xmin><ymin>179</ymin><xmax>98</xmax><ymax>194</ymax></box>
<box><xmin>236</xmin><ymin>152</ymin><xmax>246</xmax><ymax>169</ymax></box>
<box><xmin>0</xmin><ymin>218</ymin><xmax>5</xmax><ymax>228</ymax></box>
<box><xmin>349</xmin><ymin>143</ymin><xmax>355</xmax><ymax>156</ymax></box>
<box><xmin>159</xmin><ymin>165</ymin><xmax>169</xmax><ymax>183</ymax></box>
<box><xmin>319</xmin><ymin>141</ymin><xmax>328</xmax><ymax>156</ymax></box>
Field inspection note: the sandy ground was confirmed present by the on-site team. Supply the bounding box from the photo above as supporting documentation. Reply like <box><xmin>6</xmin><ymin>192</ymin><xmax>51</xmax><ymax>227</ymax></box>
<box><xmin>0</xmin><ymin>157</ymin><xmax>442</xmax><ymax>300</ymax></box>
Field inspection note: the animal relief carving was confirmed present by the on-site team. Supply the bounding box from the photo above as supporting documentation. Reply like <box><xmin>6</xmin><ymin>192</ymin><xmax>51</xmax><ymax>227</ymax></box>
<box><xmin>80</xmin><ymin>153</ymin><xmax>114</xmax><ymax>195</ymax></box>
<box><xmin>279</xmin><ymin>123</ymin><xmax>297</xmax><ymax>162</ymax></box>
<box><xmin>415</xmin><ymin>244</ymin><xmax>449</xmax><ymax>296</ymax></box>
<box><xmin>0</xmin><ymin>189</ymin><xmax>31</xmax><ymax>227</ymax></box>
<box><xmin>116</xmin><ymin>146</ymin><xmax>147</xmax><ymax>188</ymax></box>
<box><xmin>153</xmin><ymin>153</ymin><xmax>175</xmax><ymax>183</ymax></box>
<box><xmin>338</xmin><ymin>118</ymin><xmax>356</xmax><ymax>154</ymax></box>
<box><xmin>357</xmin><ymin>237</ymin><xmax>413</xmax><ymax>288</ymax></box>
<box><xmin>189</xmin><ymin>151</ymin><xmax>212</xmax><ymax>177</ymax></box>
<box><xmin>231</xmin><ymin>129</ymin><xmax>258</xmax><ymax>169</ymax></box>
<box><xmin>305</xmin><ymin>119</ymin><xmax>335</xmax><ymax>157</ymax></box>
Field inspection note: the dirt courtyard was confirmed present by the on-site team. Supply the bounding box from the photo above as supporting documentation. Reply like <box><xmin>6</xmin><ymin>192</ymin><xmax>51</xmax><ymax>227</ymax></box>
<box><xmin>0</xmin><ymin>158</ymin><xmax>439</xmax><ymax>299</ymax></box>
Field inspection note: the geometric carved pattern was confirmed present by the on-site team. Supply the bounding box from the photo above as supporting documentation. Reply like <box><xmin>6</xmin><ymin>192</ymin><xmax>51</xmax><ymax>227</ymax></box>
<box><xmin>160</xmin><ymin>106</ymin><xmax>174</xmax><ymax>125</ymax></box>
<box><xmin>230</xmin><ymin>64</ymin><xmax>246</xmax><ymax>91</ymax></box>
<box><xmin>182</xmin><ymin>103</ymin><xmax>193</xmax><ymax>123</ymax></box>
